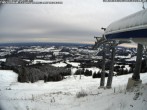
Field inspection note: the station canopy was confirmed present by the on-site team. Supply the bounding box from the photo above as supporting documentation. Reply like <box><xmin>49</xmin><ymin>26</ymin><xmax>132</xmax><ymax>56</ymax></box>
<box><xmin>104</xmin><ymin>9</ymin><xmax>147</xmax><ymax>45</ymax></box>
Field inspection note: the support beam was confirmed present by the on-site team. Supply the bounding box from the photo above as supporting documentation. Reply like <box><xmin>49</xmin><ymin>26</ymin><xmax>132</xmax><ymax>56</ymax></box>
<box><xmin>132</xmin><ymin>43</ymin><xmax>143</xmax><ymax>81</ymax></box>
<box><xmin>126</xmin><ymin>43</ymin><xmax>143</xmax><ymax>90</ymax></box>
<box><xmin>126</xmin><ymin>78</ymin><xmax>142</xmax><ymax>90</ymax></box>
<box><xmin>100</xmin><ymin>44</ymin><xmax>106</xmax><ymax>88</ymax></box>
<box><xmin>106</xmin><ymin>44</ymin><xmax>116</xmax><ymax>89</ymax></box>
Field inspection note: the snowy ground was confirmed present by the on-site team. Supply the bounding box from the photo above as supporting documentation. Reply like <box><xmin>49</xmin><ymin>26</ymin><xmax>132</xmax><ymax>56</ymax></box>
<box><xmin>66</xmin><ymin>61</ymin><xmax>80</xmax><ymax>67</ymax></box>
<box><xmin>0</xmin><ymin>70</ymin><xmax>147</xmax><ymax>110</ymax></box>
<box><xmin>0</xmin><ymin>59</ymin><xmax>6</xmax><ymax>62</ymax></box>
<box><xmin>32</xmin><ymin>59</ymin><xmax>53</xmax><ymax>64</ymax></box>
<box><xmin>52</xmin><ymin>62</ymin><xmax>67</xmax><ymax>67</ymax></box>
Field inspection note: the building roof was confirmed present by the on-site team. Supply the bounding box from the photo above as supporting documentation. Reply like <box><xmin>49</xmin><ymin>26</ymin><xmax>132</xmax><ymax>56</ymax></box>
<box><xmin>104</xmin><ymin>9</ymin><xmax>147</xmax><ymax>44</ymax></box>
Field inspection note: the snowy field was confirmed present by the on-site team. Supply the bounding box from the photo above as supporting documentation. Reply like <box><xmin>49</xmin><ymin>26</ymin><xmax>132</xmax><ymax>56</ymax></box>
<box><xmin>0</xmin><ymin>70</ymin><xmax>147</xmax><ymax>110</ymax></box>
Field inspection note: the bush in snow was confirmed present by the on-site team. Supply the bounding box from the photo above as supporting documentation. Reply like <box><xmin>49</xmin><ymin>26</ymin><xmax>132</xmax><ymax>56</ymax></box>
<box><xmin>121</xmin><ymin>65</ymin><xmax>125</xmax><ymax>69</ymax></box>
<box><xmin>129</xmin><ymin>64</ymin><xmax>135</xmax><ymax>73</ymax></box>
<box><xmin>66</xmin><ymin>64</ymin><xmax>72</xmax><ymax>68</ymax></box>
<box><xmin>117</xmin><ymin>67</ymin><xmax>129</xmax><ymax>76</ymax></box>
<box><xmin>47</xmin><ymin>73</ymin><xmax>63</xmax><ymax>82</ymax></box>
<box><xmin>141</xmin><ymin>59</ymin><xmax>147</xmax><ymax>73</ymax></box>
<box><xmin>60</xmin><ymin>69</ymin><xmax>71</xmax><ymax>76</ymax></box>
<box><xmin>92</xmin><ymin>71</ymin><xmax>101</xmax><ymax>78</ymax></box>
<box><xmin>118</xmin><ymin>68</ymin><xmax>124</xmax><ymax>76</ymax></box>
<box><xmin>76</xmin><ymin>89</ymin><xmax>88</xmax><ymax>98</ymax></box>
<box><xmin>123</xmin><ymin>69</ymin><xmax>129</xmax><ymax>75</ymax></box>
<box><xmin>114</xmin><ymin>66</ymin><xmax>120</xmax><ymax>72</ymax></box>
<box><xmin>84</xmin><ymin>70</ymin><xmax>92</xmax><ymax>76</ymax></box>
<box><xmin>75</xmin><ymin>69</ymin><xmax>84</xmax><ymax>75</ymax></box>
<box><xmin>92</xmin><ymin>71</ymin><xmax>109</xmax><ymax>78</ymax></box>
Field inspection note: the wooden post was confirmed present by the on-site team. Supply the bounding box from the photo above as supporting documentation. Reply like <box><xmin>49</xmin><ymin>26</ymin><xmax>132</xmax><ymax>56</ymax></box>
<box><xmin>132</xmin><ymin>43</ymin><xmax>143</xmax><ymax>81</ymax></box>
<box><xmin>106</xmin><ymin>44</ymin><xmax>116</xmax><ymax>89</ymax></box>
<box><xmin>100</xmin><ymin>44</ymin><xmax>106</xmax><ymax>87</ymax></box>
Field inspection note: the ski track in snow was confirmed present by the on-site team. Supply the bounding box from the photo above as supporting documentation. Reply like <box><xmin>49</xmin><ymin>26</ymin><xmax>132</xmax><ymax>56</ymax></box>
<box><xmin>0</xmin><ymin>70</ymin><xmax>147</xmax><ymax>110</ymax></box>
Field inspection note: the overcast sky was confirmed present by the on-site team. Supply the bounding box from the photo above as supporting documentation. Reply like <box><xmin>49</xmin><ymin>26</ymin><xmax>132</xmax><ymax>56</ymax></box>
<box><xmin>0</xmin><ymin>0</ymin><xmax>146</xmax><ymax>44</ymax></box>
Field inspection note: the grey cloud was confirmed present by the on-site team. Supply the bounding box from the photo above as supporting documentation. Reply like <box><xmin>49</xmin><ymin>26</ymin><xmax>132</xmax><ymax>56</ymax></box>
<box><xmin>0</xmin><ymin>1</ymin><xmax>142</xmax><ymax>44</ymax></box>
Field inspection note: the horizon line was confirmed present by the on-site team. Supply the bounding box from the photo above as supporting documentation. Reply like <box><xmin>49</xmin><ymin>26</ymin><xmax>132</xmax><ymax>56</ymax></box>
<box><xmin>0</xmin><ymin>41</ymin><xmax>94</xmax><ymax>45</ymax></box>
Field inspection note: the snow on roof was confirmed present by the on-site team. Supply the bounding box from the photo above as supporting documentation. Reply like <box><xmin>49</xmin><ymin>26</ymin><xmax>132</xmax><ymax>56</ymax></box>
<box><xmin>105</xmin><ymin>9</ymin><xmax>147</xmax><ymax>35</ymax></box>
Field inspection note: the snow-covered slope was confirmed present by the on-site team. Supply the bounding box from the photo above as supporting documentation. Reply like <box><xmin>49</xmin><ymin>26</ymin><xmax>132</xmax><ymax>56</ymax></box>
<box><xmin>0</xmin><ymin>70</ymin><xmax>147</xmax><ymax>110</ymax></box>
<box><xmin>0</xmin><ymin>70</ymin><xmax>18</xmax><ymax>90</ymax></box>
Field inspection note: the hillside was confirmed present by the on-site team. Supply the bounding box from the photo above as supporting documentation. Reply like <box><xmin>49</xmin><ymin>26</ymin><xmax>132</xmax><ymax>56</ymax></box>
<box><xmin>0</xmin><ymin>70</ymin><xmax>147</xmax><ymax>110</ymax></box>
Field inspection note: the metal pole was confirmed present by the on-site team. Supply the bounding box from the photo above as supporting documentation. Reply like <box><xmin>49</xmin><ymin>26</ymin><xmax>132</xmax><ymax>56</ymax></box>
<box><xmin>100</xmin><ymin>44</ymin><xmax>106</xmax><ymax>87</ymax></box>
<box><xmin>106</xmin><ymin>44</ymin><xmax>116</xmax><ymax>89</ymax></box>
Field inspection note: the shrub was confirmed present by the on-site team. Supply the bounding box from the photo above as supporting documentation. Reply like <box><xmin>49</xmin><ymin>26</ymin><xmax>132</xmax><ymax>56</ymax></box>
<box><xmin>92</xmin><ymin>71</ymin><xmax>101</xmax><ymax>78</ymax></box>
<box><xmin>75</xmin><ymin>69</ymin><xmax>84</xmax><ymax>75</ymax></box>
<box><xmin>76</xmin><ymin>89</ymin><xmax>88</xmax><ymax>98</ymax></box>
<box><xmin>123</xmin><ymin>69</ymin><xmax>129</xmax><ymax>75</ymax></box>
<box><xmin>114</xmin><ymin>66</ymin><xmax>120</xmax><ymax>72</ymax></box>
<box><xmin>66</xmin><ymin>64</ymin><xmax>72</xmax><ymax>68</ymax></box>
<box><xmin>84</xmin><ymin>70</ymin><xmax>92</xmax><ymax>76</ymax></box>
<box><xmin>92</xmin><ymin>71</ymin><xmax>109</xmax><ymax>78</ymax></box>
